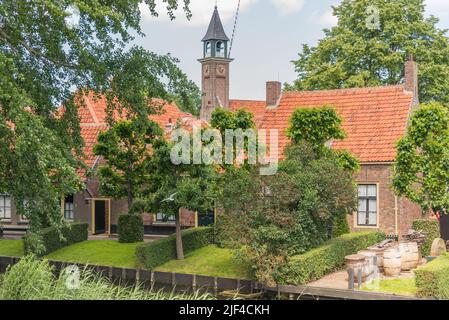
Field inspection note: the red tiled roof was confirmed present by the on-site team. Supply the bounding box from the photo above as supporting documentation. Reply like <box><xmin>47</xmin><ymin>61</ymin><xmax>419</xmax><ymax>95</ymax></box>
<box><xmin>230</xmin><ymin>99</ymin><xmax>267</xmax><ymax>127</ymax></box>
<box><xmin>74</xmin><ymin>92</ymin><xmax>195</xmax><ymax>177</ymax></box>
<box><xmin>259</xmin><ymin>85</ymin><xmax>413</xmax><ymax>163</ymax></box>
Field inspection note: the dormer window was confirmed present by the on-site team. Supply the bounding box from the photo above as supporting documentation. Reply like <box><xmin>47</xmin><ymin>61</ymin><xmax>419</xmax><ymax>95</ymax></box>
<box><xmin>205</xmin><ymin>42</ymin><xmax>212</xmax><ymax>57</ymax></box>
<box><xmin>216</xmin><ymin>41</ymin><xmax>225</xmax><ymax>57</ymax></box>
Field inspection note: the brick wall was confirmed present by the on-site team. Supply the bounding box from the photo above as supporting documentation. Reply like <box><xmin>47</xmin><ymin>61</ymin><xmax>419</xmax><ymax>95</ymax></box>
<box><xmin>350</xmin><ymin>163</ymin><xmax>421</xmax><ymax>237</ymax></box>
<box><xmin>180</xmin><ymin>208</ymin><xmax>196</xmax><ymax>227</ymax></box>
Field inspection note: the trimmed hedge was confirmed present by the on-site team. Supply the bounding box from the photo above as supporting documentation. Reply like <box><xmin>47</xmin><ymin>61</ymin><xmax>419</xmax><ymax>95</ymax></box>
<box><xmin>412</xmin><ymin>219</ymin><xmax>440</xmax><ymax>257</ymax></box>
<box><xmin>24</xmin><ymin>222</ymin><xmax>88</xmax><ymax>256</ymax></box>
<box><xmin>415</xmin><ymin>254</ymin><xmax>449</xmax><ymax>299</ymax></box>
<box><xmin>276</xmin><ymin>231</ymin><xmax>385</xmax><ymax>285</ymax></box>
<box><xmin>117</xmin><ymin>214</ymin><xmax>144</xmax><ymax>243</ymax></box>
<box><xmin>332</xmin><ymin>214</ymin><xmax>350</xmax><ymax>238</ymax></box>
<box><xmin>136</xmin><ymin>227</ymin><xmax>212</xmax><ymax>270</ymax></box>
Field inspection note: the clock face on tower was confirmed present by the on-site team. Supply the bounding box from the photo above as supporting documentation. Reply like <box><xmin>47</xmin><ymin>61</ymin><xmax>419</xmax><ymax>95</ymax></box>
<box><xmin>216</xmin><ymin>64</ymin><xmax>226</xmax><ymax>76</ymax></box>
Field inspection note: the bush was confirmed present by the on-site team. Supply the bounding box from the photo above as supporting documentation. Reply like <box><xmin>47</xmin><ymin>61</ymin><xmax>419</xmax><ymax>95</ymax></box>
<box><xmin>117</xmin><ymin>214</ymin><xmax>144</xmax><ymax>243</ymax></box>
<box><xmin>276</xmin><ymin>231</ymin><xmax>385</xmax><ymax>285</ymax></box>
<box><xmin>136</xmin><ymin>227</ymin><xmax>212</xmax><ymax>270</ymax></box>
<box><xmin>412</xmin><ymin>219</ymin><xmax>440</xmax><ymax>257</ymax></box>
<box><xmin>24</xmin><ymin>222</ymin><xmax>88</xmax><ymax>256</ymax></box>
<box><xmin>415</xmin><ymin>254</ymin><xmax>449</xmax><ymax>299</ymax></box>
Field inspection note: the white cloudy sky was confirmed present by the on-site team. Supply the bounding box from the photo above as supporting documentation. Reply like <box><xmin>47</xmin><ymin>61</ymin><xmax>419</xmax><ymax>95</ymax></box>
<box><xmin>137</xmin><ymin>0</ymin><xmax>449</xmax><ymax>100</ymax></box>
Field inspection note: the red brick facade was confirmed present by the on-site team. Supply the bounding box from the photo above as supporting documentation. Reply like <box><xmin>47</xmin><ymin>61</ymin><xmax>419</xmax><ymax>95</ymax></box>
<box><xmin>350</xmin><ymin>163</ymin><xmax>422</xmax><ymax>237</ymax></box>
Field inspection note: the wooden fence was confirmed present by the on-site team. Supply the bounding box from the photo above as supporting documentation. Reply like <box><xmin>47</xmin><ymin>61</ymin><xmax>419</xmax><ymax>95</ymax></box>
<box><xmin>0</xmin><ymin>256</ymin><xmax>424</xmax><ymax>300</ymax></box>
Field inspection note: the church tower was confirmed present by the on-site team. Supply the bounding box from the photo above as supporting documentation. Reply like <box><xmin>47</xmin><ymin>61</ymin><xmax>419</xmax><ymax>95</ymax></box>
<box><xmin>199</xmin><ymin>6</ymin><xmax>233</xmax><ymax>121</ymax></box>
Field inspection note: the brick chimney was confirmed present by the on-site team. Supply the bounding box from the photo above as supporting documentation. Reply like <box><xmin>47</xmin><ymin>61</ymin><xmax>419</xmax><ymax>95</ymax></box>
<box><xmin>404</xmin><ymin>54</ymin><xmax>419</xmax><ymax>105</ymax></box>
<box><xmin>266</xmin><ymin>81</ymin><xmax>282</xmax><ymax>107</ymax></box>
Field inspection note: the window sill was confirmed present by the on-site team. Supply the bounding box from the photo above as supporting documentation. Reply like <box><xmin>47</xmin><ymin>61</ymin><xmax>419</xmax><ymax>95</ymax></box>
<box><xmin>152</xmin><ymin>222</ymin><xmax>176</xmax><ymax>227</ymax></box>
<box><xmin>355</xmin><ymin>225</ymin><xmax>379</xmax><ymax>229</ymax></box>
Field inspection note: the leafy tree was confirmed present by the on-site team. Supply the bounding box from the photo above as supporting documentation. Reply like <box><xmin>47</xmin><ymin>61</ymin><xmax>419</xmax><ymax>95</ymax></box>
<box><xmin>146</xmin><ymin>136</ymin><xmax>217</xmax><ymax>260</ymax></box>
<box><xmin>218</xmin><ymin>143</ymin><xmax>357</xmax><ymax>285</ymax></box>
<box><xmin>393</xmin><ymin>103</ymin><xmax>449</xmax><ymax>216</ymax></box>
<box><xmin>210</xmin><ymin>108</ymin><xmax>256</xmax><ymax>169</ymax></box>
<box><xmin>93</xmin><ymin>118</ymin><xmax>164</xmax><ymax>211</ymax></box>
<box><xmin>287</xmin><ymin>107</ymin><xmax>360</xmax><ymax>170</ymax></box>
<box><xmin>0</xmin><ymin>1</ymin><xmax>197</xmax><ymax>233</ymax></box>
<box><xmin>288</xmin><ymin>0</ymin><xmax>449</xmax><ymax>104</ymax></box>
<box><xmin>287</xmin><ymin>107</ymin><xmax>346</xmax><ymax>152</ymax></box>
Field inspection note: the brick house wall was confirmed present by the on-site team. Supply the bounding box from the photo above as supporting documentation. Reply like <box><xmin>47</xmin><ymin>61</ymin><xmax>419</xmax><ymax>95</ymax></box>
<box><xmin>70</xmin><ymin>174</ymin><xmax>196</xmax><ymax>235</ymax></box>
<box><xmin>350</xmin><ymin>163</ymin><xmax>421</xmax><ymax>237</ymax></box>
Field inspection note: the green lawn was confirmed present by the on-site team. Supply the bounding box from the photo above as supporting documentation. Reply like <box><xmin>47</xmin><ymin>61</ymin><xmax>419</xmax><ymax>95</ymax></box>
<box><xmin>155</xmin><ymin>245</ymin><xmax>252</xmax><ymax>279</ymax></box>
<box><xmin>0</xmin><ymin>240</ymin><xmax>24</xmax><ymax>257</ymax></box>
<box><xmin>361</xmin><ymin>278</ymin><xmax>418</xmax><ymax>297</ymax></box>
<box><xmin>46</xmin><ymin>240</ymin><xmax>142</xmax><ymax>268</ymax></box>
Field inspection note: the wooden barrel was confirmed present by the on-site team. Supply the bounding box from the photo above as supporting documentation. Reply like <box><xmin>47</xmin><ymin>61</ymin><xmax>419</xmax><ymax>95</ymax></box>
<box><xmin>359</xmin><ymin>249</ymin><xmax>383</xmax><ymax>269</ymax></box>
<box><xmin>399</xmin><ymin>242</ymin><xmax>419</xmax><ymax>271</ymax></box>
<box><xmin>345</xmin><ymin>254</ymin><xmax>370</xmax><ymax>282</ymax></box>
<box><xmin>383</xmin><ymin>248</ymin><xmax>402</xmax><ymax>276</ymax></box>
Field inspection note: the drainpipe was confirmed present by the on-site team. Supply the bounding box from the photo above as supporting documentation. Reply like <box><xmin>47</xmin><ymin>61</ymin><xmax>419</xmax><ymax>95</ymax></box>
<box><xmin>395</xmin><ymin>196</ymin><xmax>399</xmax><ymax>236</ymax></box>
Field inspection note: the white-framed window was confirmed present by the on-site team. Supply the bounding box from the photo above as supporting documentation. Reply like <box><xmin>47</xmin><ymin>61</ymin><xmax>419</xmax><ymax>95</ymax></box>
<box><xmin>156</xmin><ymin>212</ymin><xmax>175</xmax><ymax>223</ymax></box>
<box><xmin>357</xmin><ymin>184</ymin><xmax>378</xmax><ymax>226</ymax></box>
<box><xmin>205</xmin><ymin>41</ymin><xmax>212</xmax><ymax>57</ymax></box>
<box><xmin>0</xmin><ymin>194</ymin><xmax>11</xmax><ymax>220</ymax></box>
<box><xmin>216</xmin><ymin>41</ymin><xmax>225</xmax><ymax>57</ymax></box>
<box><xmin>64</xmin><ymin>195</ymin><xmax>74</xmax><ymax>220</ymax></box>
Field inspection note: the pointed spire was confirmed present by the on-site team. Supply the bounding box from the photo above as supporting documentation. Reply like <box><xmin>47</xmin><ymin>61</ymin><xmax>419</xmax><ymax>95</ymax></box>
<box><xmin>202</xmin><ymin>6</ymin><xmax>230</xmax><ymax>42</ymax></box>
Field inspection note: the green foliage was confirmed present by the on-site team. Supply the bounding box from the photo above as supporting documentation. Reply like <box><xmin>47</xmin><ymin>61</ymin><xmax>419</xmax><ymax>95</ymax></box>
<box><xmin>136</xmin><ymin>227</ymin><xmax>212</xmax><ymax>270</ymax></box>
<box><xmin>94</xmin><ymin>118</ymin><xmax>164</xmax><ymax>210</ymax></box>
<box><xmin>24</xmin><ymin>223</ymin><xmax>88</xmax><ymax>257</ymax></box>
<box><xmin>0</xmin><ymin>240</ymin><xmax>24</xmax><ymax>257</ymax></box>
<box><xmin>211</xmin><ymin>108</ymin><xmax>255</xmax><ymax>132</ymax></box>
<box><xmin>217</xmin><ymin>142</ymin><xmax>358</xmax><ymax>285</ymax></box>
<box><xmin>45</xmin><ymin>240</ymin><xmax>142</xmax><ymax>268</ymax></box>
<box><xmin>286</xmin><ymin>107</ymin><xmax>360</xmax><ymax>171</ymax></box>
<box><xmin>393</xmin><ymin>104</ymin><xmax>449</xmax><ymax>214</ymax></box>
<box><xmin>288</xmin><ymin>0</ymin><xmax>449</xmax><ymax>105</ymax></box>
<box><xmin>332</xmin><ymin>215</ymin><xmax>350</xmax><ymax>238</ymax></box>
<box><xmin>276</xmin><ymin>232</ymin><xmax>385</xmax><ymax>285</ymax></box>
<box><xmin>287</xmin><ymin>107</ymin><xmax>346</xmax><ymax>151</ymax></box>
<box><xmin>0</xmin><ymin>256</ymin><xmax>214</xmax><ymax>300</ymax></box>
<box><xmin>210</xmin><ymin>108</ymin><xmax>257</xmax><ymax>169</ymax></box>
<box><xmin>117</xmin><ymin>214</ymin><xmax>144</xmax><ymax>244</ymax></box>
<box><xmin>0</xmin><ymin>256</ymin><xmax>54</xmax><ymax>300</ymax></box>
<box><xmin>156</xmin><ymin>245</ymin><xmax>252</xmax><ymax>280</ymax></box>
<box><xmin>0</xmin><ymin>0</ymin><xmax>198</xmax><ymax>232</ymax></box>
<box><xmin>415</xmin><ymin>254</ymin><xmax>449</xmax><ymax>299</ymax></box>
<box><xmin>361</xmin><ymin>278</ymin><xmax>417</xmax><ymax>297</ymax></box>
<box><xmin>412</xmin><ymin>219</ymin><xmax>441</xmax><ymax>257</ymax></box>
<box><xmin>147</xmin><ymin>136</ymin><xmax>217</xmax><ymax>225</ymax></box>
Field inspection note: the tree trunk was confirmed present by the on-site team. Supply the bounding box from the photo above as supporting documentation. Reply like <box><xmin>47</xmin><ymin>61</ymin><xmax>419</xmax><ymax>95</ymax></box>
<box><xmin>175</xmin><ymin>211</ymin><xmax>184</xmax><ymax>260</ymax></box>
<box><xmin>127</xmin><ymin>158</ymin><xmax>133</xmax><ymax>211</ymax></box>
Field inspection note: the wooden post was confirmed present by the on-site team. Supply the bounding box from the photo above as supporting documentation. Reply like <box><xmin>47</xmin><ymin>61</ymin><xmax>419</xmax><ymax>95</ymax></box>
<box><xmin>348</xmin><ymin>268</ymin><xmax>354</xmax><ymax>290</ymax></box>
<box><xmin>150</xmin><ymin>271</ymin><xmax>155</xmax><ymax>290</ymax></box>
<box><xmin>192</xmin><ymin>274</ymin><xmax>197</xmax><ymax>291</ymax></box>
<box><xmin>214</xmin><ymin>277</ymin><xmax>218</xmax><ymax>296</ymax></box>
<box><xmin>357</xmin><ymin>269</ymin><xmax>362</xmax><ymax>289</ymax></box>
